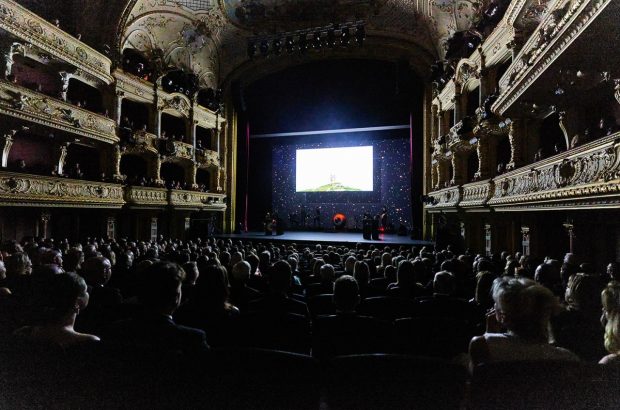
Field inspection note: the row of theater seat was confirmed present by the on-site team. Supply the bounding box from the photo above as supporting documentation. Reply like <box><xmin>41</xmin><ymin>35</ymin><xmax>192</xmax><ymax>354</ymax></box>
<box><xmin>1</xmin><ymin>346</ymin><xmax>618</xmax><ymax>410</ymax></box>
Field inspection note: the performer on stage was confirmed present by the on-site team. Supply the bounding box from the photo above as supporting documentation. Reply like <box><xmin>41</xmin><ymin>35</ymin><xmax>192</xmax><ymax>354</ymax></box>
<box><xmin>264</xmin><ymin>211</ymin><xmax>274</xmax><ymax>235</ymax></box>
<box><xmin>313</xmin><ymin>206</ymin><xmax>322</xmax><ymax>228</ymax></box>
<box><xmin>379</xmin><ymin>206</ymin><xmax>388</xmax><ymax>231</ymax></box>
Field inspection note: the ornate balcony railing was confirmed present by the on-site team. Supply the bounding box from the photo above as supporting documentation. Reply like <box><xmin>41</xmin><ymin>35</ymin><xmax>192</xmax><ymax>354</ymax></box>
<box><xmin>426</xmin><ymin>132</ymin><xmax>620</xmax><ymax>211</ymax></box>
<box><xmin>0</xmin><ymin>80</ymin><xmax>118</xmax><ymax>144</ymax></box>
<box><xmin>493</xmin><ymin>0</ymin><xmax>611</xmax><ymax>115</ymax></box>
<box><xmin>169</xmin><ymin>190</ymin><xmax>226</xmax><ymax>210</ymax></box>
<box><xmin>426</xmin><ymin>186</ymin><xmax>462</xmax><ymax>209</ymax></box>
<box><xmin>114</xmin><ymin>69</ymin><xmax>154</xmax><ymax>103</ymax></box>
<box><xmin>124</xmin><ymin>186</ymin><xmax>168</xmax><ymax>208</ymax></box>
<box><xmin>171</xmin><ymin>141</ymin><xmax>193</xmax><ymax>160</ymax></box>
<box><xmin>488</xmin><ymin>133</ymin><xmax>620</xmax><ymax>208</ymax></box>
<box><xmin>0</xmin><ymin>171</ymin><xmax>124</xmax><ymax>208</ymax></box>
<box><xmin>196</xmin><ymin>149</ymin><xmax>219</xmax><ymax>168</ymax></box>
<box><xmin>460</xmin><ymin>180</ymin><xmax>494</xmax><ymax>208</ymax></box>
<box><xmin>0</xmin><ymin>0</ymin><xmax>113</xmax><ymax>84</ymax></box>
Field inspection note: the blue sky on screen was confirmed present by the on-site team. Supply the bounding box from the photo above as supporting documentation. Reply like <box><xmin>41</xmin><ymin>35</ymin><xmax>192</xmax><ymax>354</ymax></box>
<box><xmin>296</xmin><ymin>146</ymin><xmax>373</xmax><ymax>192</ymax></box>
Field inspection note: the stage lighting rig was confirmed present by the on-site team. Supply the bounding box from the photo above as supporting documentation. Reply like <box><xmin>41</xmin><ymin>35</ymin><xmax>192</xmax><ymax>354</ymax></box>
<box><xmin>246</xmin><ymin>21</ymin><xmax>365</xmax><ymax>60</ymax></box>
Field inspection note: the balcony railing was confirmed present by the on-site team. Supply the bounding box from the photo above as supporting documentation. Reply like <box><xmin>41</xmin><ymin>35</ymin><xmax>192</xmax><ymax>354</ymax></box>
<box><xmin>169</xmin><ymin>190</ymin><xmax>226</xmax><ymax>210</ymax></box>
<box><xmin>493</xmin><ymin>0</ymin><xmax>611</xmax><ymax>115</ymax></box>
<box><xmin>426</xmin><ymin>131</ymin><xmax>620</xmax><ymax>211</ymax></box>
<box><xmin>0</xmin><ymin>80</ymin><xmax>118</xmax><ymax>144</ymax></box>
<box><xmin>0</xmin><ymin>0</ymin><xmax>113</xmax><ymax>84</ymax></box>
<box><xmin>196</xmin><ymin>149</ymin><xmax>220</xmax><ymax>168</ymax></box>
<box><xmin>124</xmin><ymin>186</ymin><xmax>169</xmax><ymax>208</ymax></box>
<box><xmin>0</xmin><ymin>171</ymin><xmax>124</xmax><ymax>208</ymax></box>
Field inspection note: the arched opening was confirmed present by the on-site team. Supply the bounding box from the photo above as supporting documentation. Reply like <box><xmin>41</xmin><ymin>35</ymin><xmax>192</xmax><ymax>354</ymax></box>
<box><xmin>539</xmin><ymin>112</ymin><xmax>566</xmax><ymax>158</ymax></box>
<box><xmin>161</xmin><ymin>113</ymin><xmax>188</xmax><ymax>142</ymax></box>
<box><xmin>120</xmin><ymin>154</ymin><xmax>149</xmax><ymax>185</ymax></box>
<box><xmin>121</xmin><ymin>49</ymin><xmax>154</xmax><ymax>82</ymax></box>
<box><xmin>7</xmin><ymin>131</ymin><xmax>55</xmax><ymax>175</ymax></box>
<box><xmin>65</xmin><ymin>144</ymin><xmax>100</xmax><ymax>180</ymax></box>
<box><xmin>466</xmin><ymin>86</ymin><xmax>479</xmax><ymax>118</ymax></box>
<box><xmin>196</xmin><ymin>168</ymin><xmax>211</xmax><ymax>191</ymax></box>
<box><xmin>10</xmin><ymin>55</ymin><xmax>60</xmax><ymax>96</ymax></box>
<box><xmin>161</xmin><ymin>70</ymin><xmax>199</xmax><ymax>97</ymax></box>
<box><xmin>467</xmin><ymin>149</ymin><xmax>479</xmax><ymax>182</ymax></box>
<box><xmin>120</xmin><ymin>99</ymin><xmax>150</xmax><ymax>135</ymax></box>
<box><xmin>197</xmin><ymin>88</ymin><xmax>222</xmax><ymax>111</ymax></box>
<box><xmin>66</xmin><ymin>79</ymin><xmax>103</xmax><ymax>113</ymax></box>
<box><xmin>196</xmin><ymin>126</ymin><xmax>212</xmax><ymax>151</ymax></box>
<box><xmin>496</xmin><ymin>136</ymin><xmax>511</xmax><ymax>174</ymax></box>
<box><xmin>161</xmin><ymin>162</ymin><xmax>186</xmax><ymax>188</ymax></box>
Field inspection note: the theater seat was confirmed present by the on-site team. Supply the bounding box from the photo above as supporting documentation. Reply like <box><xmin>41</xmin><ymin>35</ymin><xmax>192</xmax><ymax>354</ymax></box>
<box><xmin>233</xmin><ymin>312</ymin><xmax>311</xmax><ymax>354</ymax></box>
<box><xmin>324</xmin><ymin>354</ymin><xmax>468</xmax><ymax>410</ymax></box>
<box><xmin>357</xmin><ymin>296</ymin><xmax>418</xmax><ymax>321</ymax></box>
<box><xmin>308</xmin><ymin>293</ymin><xmax>336</xmax><ymax>318</ymax></box>
<box><xmin>393</xmin><ymin>317</ymin><xmax>472</xmax><ymax>358</ymax></box>
<box><xmin>470</xmin><ymin>360</ymin><xmax>609</xmax><ymax>410</ymax></box>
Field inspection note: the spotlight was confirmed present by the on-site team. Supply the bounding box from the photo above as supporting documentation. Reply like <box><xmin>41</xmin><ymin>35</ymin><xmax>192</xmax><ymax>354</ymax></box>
<box><xmin>326</xmin><ymin>28</ymin><xmax>336</xmax><ymax>48</ymax></box>
<box><xmin>259</xmin><ymin>40</ymin><xmax>269</xmax><ymax>56</ymax></box>
<box><xmin>272</xmin><ymin>38</ymin><xmax>282</xmax><ymax>55</ymax></box>
<box><xmin>355</xmin><ymin>24</ymin><xmax>365</xmax><ymax>46</ymax></box>
<box><xmin>298</xmin><ymin>34</ymin><xmax>308</xmax><ymax>53</ymax></box>
<box><xmin>247</xmin><ymin>42</ymin><xmax>257</xmax><ymax>59</ymax></box>
<box><xmin>313</xmin><ymin>31</ymin><xmax>322</xmax><ymax>49</ymax></box>
<box><xmin>285</xmin><ymin>36</ymin><xmax>295</xmax><ymax>53</ymax></box>
<box><xmin>341</xmin><ymin>27</ymin><xmax>350</xmax><ymax>45</ymax></box>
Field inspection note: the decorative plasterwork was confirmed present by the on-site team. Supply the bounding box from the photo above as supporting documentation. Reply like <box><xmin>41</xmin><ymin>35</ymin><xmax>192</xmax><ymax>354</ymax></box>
<box><xmin>169</xmin><ymin>189</ymin><xmax>226</xmax><ymax>210</ymax></box>
<box><xmin>0</xmin><ymin>80</ymin><xmax>118</xmax><ymax>144</ymax></box>
<box><xmin>114</xmin><ymin>69</ymin><xmax>155</xmax><ymax>104</ymax></box>
<box><xmin>0</xmin><ymin>171</ymin><xmax>124</xmax><ymax>208</ymax></box>
<box><xmin>196</xmin><ymin>148</ymin><xmax>219</xmax><ymax>169</ymax></box>
<box><xmin>121</xmin><ymin>131</ymin><xmax>160</xmax><ymax>156</ymax></box>
<box><xmin>426</xmin><ymin>185</ymin><xmax>462</xmax><ymax>209</ymax></box>
<box><xmin>162</xmin><ymin>140</ymin><xmax>194</xmax><ymax>161</ymax></box>
<box><xmin>427</xmin><ymin>132</ymin><xmax>620</xmax><ymax>212</ymax></box>
<box><xmin>120</xmin><ymin>0</ymin><xmax>224</xmax><ymax>88</ymax></box>
<box><xmin>124</xmin><ymin>185</ymin><xmax>169</xmax><ymax>207</ymax></box>
<box><xmin>0</xmin><ymin>0</ymin><xmax>113</xmax><ymax>84</ymax></box>
<box><xmin>493</xmin><ymin>0</ymin><xmax>611</xmax><ymax>115</ymax></box>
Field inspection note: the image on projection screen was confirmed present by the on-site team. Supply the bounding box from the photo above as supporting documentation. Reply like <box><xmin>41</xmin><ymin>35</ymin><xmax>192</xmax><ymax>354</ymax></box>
<box><xmin>296</xmin><ymin>146</ymin><xmax>374</xmax><ymax>192</ymax></box>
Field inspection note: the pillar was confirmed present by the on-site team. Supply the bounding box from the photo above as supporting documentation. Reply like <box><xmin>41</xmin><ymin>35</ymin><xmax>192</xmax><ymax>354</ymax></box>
<box><xmin>113</xmin><ymin>91</ymin><xmax>124</xmax><ymax>126</ymax></box>
<box><xmin>475</xmin><ymin>136</ymin><xmax>497</xmax><ymax>180</ymax></box>
<box><xmin>451</xmin><ymin>150</ymin><xmax>468</xmax><ymax>185</ymax></box>
<box><xmin>521</xmin><ymin>226</ymin><xmax>530</xmax><ymax>257</ymax></box>
<box><xmin>0</xmin><ymin>129</ymin><xmax>17</xmax><ymax>168</ymax></box>
<box><xmin>484</xmin><ymin>223</ymin><xmax>492</xmax><ymax>257</ymax></box>
<box><xmin>507</xmin><ymin>119</ymin><xmax>524</xmax><ymax>170</ymax></box>
<box><xmin>40</xmin><ymin>211</ymin><xmax>51</xmax><ymax>239</ymax></box>
<box><xmin>55</xmin><ymin>143</ymin><xmax>69</xmax><ymax>176</ymax></box>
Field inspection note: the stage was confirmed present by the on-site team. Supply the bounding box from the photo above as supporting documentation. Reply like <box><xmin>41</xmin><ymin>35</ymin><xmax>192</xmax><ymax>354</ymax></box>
<box><xmin>215</xmin><ymin>231</ymin><xmax>433</xmax><ymax>248</ymax></box>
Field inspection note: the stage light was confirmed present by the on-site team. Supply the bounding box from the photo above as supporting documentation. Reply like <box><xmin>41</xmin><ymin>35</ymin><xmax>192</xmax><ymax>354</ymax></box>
<box><xmin>272</xmin><ymin>38</ymin><xmax>282</xmax><ymax>55</ymax></box>
<box><xmin>298</xmin><ymin>34</ymin><xmax>308</xmax><ymax>53</ymax></box>
<box><xmin>259</xmin><ymin>40</ymin><xmax>269</xmax><ymax>56</ymax></box>
<box><xmin>355</xmin><ymin>24</ymin><xmax>365</xmax><ymax>46</ymax></box>
<box><xmin>313</xmin><ymin>31</ymin><xmax>322</xmax><ymax>49</ymax></box>
<box><xmin>247</xmin><ymin>42</ymin><xmax>257</xmax><ymax>59</ymax></box>
<box><xmin>326</xmin><ymin>28</ymin><xmax>336</xmax><ymax>48</ymax></box>
<box><xmin>285</xmin><ymin>36</ymin><xmax>295</xmax><ymax>53</ymax></box>
<box><xmin>341</xmin><ymin>27</ymin><xmax>350</xmax><ymax>45</ymax></box>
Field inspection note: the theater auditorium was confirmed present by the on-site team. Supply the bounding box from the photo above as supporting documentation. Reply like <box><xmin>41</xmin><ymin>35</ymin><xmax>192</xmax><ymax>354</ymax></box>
<box><xmin>0</xmin><ymin>0</ymin><xmax>619</xmax><ymax>408</ymax></box>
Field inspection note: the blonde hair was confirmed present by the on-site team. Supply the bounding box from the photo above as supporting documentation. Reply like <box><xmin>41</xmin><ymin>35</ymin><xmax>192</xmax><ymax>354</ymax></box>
<box><xmin>605</xmin><ymin>311</ymin><xmax>620</xmax><ymax>354</ymax></box>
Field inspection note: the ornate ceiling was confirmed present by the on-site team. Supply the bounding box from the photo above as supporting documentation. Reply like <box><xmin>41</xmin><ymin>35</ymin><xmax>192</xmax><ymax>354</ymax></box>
<box><xmin>116</xmin><ymin>0</ymin><xmax>498</xmax><ymax>88</ymax></box>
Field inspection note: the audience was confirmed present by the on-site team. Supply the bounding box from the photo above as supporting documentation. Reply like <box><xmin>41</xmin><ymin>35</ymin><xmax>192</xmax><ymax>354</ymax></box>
<box><xmin>1</xmin><ymin>234</ymin><xmax>619</xmax><ymax>407</ymax></box>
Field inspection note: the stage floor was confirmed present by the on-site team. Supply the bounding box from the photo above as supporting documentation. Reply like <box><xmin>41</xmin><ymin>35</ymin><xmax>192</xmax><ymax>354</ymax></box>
<box><xmin>215</xmin><ymin>231</ymin><xmax>433</xmax><ymax>248</ymax></box>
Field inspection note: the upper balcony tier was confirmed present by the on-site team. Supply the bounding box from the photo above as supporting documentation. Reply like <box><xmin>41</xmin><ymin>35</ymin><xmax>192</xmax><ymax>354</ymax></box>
<box><xmin>0</xmin><ymin>0</ymin><xmax>113</xmax><ymax>84</ymax></box>
<box><xmin>0</xmin><ymin>171</ymin><xmax>125</xmax><ymax>208</ymax></box>
<box><xmin>0</xmin><ymin>79</ymin><xmax>118</xmax><ymax>144</ymax></box>
<box><xmin>493</xmin><ymin>0</ymin><xmax>616</xmax><ymax>115</ymax></box>
<box><xmin>427</xmin><ymin>131</ymin><xmax>620</xmax><ymax>212</ymax></box>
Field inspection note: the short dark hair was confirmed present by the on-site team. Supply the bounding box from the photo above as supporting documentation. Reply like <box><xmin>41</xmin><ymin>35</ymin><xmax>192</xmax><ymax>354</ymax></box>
<box><xmin>40</xmin><ymin>272</ymin><xmax>87</xmax><ymax>321</ymax></box>
<box><xmin>269</xmin><ymin>260</ymin><xmax>291</xmax><ymax>292</ymax></box>
<box><xmin>333</xmin><ymin>275</ymin><xmax>359</xmax><ymax>312</ymax></box>
<box><xmin>139</xmin><ymin>262</ymin><xmax>185</xmax><ymax>310</ymax></box>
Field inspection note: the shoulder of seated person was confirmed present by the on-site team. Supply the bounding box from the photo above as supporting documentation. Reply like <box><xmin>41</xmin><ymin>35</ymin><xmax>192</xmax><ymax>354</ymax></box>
<box><xmin>599</xmin><ymin>353</ymin><xmax>620</xmax><ymax>365</ymax></box>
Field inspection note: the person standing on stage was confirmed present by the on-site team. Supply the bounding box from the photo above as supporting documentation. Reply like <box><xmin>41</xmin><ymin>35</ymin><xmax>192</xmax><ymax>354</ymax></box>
<box><xmin>314</xmin><ymin>206</ymin><xmax>322</xmax><ymax>229</ymax></box>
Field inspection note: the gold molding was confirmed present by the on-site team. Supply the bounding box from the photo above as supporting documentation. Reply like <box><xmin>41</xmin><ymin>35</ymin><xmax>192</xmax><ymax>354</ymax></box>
<box><xmin>0</xmin><ymin>80</ymin><xmax>118</xmax><ymax>144</ymax></box>
<box><xmin>0</xmin><ymin>0</ymin><xmax>113</xmax><ymax>84</ymax></box>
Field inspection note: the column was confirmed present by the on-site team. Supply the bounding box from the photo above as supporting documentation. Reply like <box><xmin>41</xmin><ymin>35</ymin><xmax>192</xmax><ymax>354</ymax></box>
<box><xmin>113</xmin><ymin>91</ymin><xmax>124</xmax><ymax>126</ymax></box>
<box><xmin>437</xmin><ymin>159</ymin><xmax>450</xmax><ymax>188</ymax></box>
<box><xmin>431</xmin><ymin>162</ymin><xmax>438</xmax><ymax>189</ymax></box>
<box><xmin>475</xmin><ymin>135</ymin><xmax>498</xmax><ymax>180</ymax></box>
<box><xmin>451</xmin><ymin>150</ymin><xmax>468</xmax><ymax>185</ymax></box>
<box><xmin>521</xmin><ymin>226</ymin><xmax>530</xmax><ymax>257</ymax></box>
<box><xmin>153</xmin><ymin>156</ymin><xmax>163</xmax><ymax>185</ymax></box>
<box><xmin>563</xmin><ymin>220</ymin><xmax>575</xmax><ymax>254</ymax></box>
<box><xmin>484</xmin><ymin>223</ymin><xmax>492</xmax><ymax>257</ymax></box>
<box><xmin>55</xmin><ymin>143</ymin><xmax>69</xmax><ymax>176</ymax></box>
<box><xmin>106</xmin><ymin>216</ymin><xmax>116</xmax><ymax>240</ymax></box>
<box><xmin>112</xmin><ymin>144</ymin><xmax>123</xmax><ymax>181</ymax></box>
<box><xmin>3</xmin><ymin>42</ymin><xmax>23</xmax><ymax>79</ymax></box>
<box><xmin>453</xmin><ymin>92</ymin><xmax>462</xmax><ymax>125</ymax></box>
<box><xmin>40</xmin><ymin>211</ymin><xmax>51</xmax><ymax>239</ymax></box>
<box><xmin>59</xmin><ymin>71</ymin><xmax>71</xmax><ymax>101</ymax></box>
<box><xmin>0</xmin><ymin>129</ymin><xmax>17</xmax><ymax>168</ymax></box>
<box><xmin>507</xmin><ymin>119</ymin><xmax>524</xmax><ymax>170</ymax></box>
